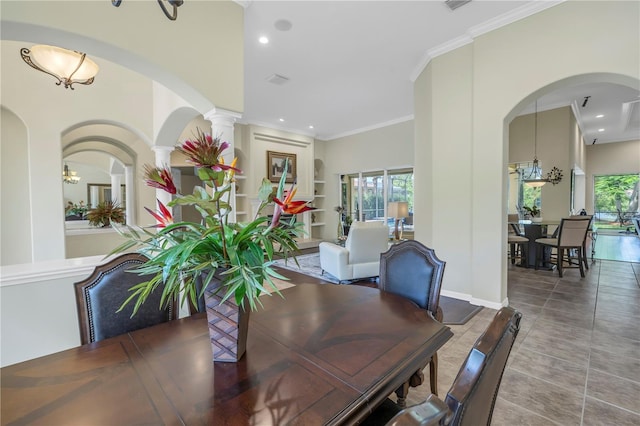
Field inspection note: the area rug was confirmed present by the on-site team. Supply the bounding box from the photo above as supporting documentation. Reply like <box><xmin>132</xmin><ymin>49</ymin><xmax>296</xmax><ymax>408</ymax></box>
<box><xmin>273</xmin><ymin>253</ymin><xmax>482</xmax><ymax>325</ymax></box>
<box><xmin>274</xmin><ymin>253</ymin><xmax>342</xmax><ymax>283</ymax></box>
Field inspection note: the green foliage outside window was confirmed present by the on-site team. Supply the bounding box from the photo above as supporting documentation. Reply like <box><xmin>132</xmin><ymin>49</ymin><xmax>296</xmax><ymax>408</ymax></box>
<box><xmin>594</xmin><ymin>174</ymin><xmax>639</xmax><ymax>227</ymax></box>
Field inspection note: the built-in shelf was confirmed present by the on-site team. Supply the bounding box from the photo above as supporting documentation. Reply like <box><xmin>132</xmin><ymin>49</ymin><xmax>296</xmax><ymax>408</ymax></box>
<box><xmin>311</xmin><ymin>222</ymin><xmax>326</xmax><ymax>227</ymax></box>
<box><xmin>314</xmin><ymin>180</ymin><xmax>325</xmax><ymax>184</ymax></box>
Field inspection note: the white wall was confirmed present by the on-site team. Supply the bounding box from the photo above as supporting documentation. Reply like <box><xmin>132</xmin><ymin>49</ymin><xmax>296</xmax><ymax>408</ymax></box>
<box><xmin>0</xmin><ymin>258</ymin><xmax>103</xmax><ymax>367</ymax></box>
<box><xmin>0</xmin><ymin>107</ymin><xmax>31</xmax><ymax>266</ymax></box>
<box><xmin>414</xmin><ymin>0</ymin><xmax>639</xmax><ymax>306</ymax></box>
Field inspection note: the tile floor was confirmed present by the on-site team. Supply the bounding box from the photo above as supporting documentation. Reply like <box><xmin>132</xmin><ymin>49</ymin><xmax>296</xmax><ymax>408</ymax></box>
<box><xmin>399</xmin><ymin>259</ymin><xmax>640</xmax><ymax>425</ymax></box>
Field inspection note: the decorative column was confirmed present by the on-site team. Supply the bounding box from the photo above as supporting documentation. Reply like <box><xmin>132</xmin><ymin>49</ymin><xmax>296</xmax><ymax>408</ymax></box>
<box><xmin>204</xmin><ymin>108</ymin><xmax>240</xmax><ymax>166</ymax></box>
<box><xmin>151</xmin><ymin>146</ymin><xmax>174</xmax><ymax>212</ymax></box>
<box><xmin>204</xmin><ymin>108</ymin><xmax>242</xmax><ymax>220</ymax></box>
<box><xmin>124</xmin><ymin>165</ymin><xmax>136</xmax><ymax>225</ymax></box>
<box><xmin>110</xmin><ymin>173</ymin><xmax>122</xmax><ymax>203</ymax></box>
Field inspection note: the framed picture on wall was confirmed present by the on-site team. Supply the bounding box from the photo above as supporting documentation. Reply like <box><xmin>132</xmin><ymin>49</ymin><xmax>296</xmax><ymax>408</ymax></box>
<box><xmin>267</xmin><ymin>151</ymin><xmax>296</xmax><ymax>183</ymax></box>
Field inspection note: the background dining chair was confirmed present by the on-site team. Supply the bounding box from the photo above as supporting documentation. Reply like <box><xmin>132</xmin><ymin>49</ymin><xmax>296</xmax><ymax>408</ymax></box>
<box><xmin>74</xmin><ymin>252</ymin><xmax>176</xmax><ymax>344</ymax></box>
<box><xmin>363</xmin><ymin>306</ymin><xmax>522</xmax><ymax>426</ymax></box>
<box><xmin>570</xmin><ymin>214</ymin><xmax>594</xmax><ymax>270</ymax></box>
<box><xmin>379</xmin><ymin>240</ymin><xmax>446</xmax><ymax>403</ymax></box>
<box><xmin>508</xmin><ymin>220</ymin><xmax>529</xmax><ymax>266</ymax></box>
<box><xmin>534</xmin><ymin>216</ymin><xmax>591</xmax><ymax>277</ymax></box>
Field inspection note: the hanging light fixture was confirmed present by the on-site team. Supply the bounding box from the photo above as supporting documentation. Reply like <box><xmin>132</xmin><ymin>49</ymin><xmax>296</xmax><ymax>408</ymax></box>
<box><xmin>523</xmin><ymin>100</ymin><xmax>549</xmax><ymax>188</ymax></box>
<box><xmin>63</xmin><ymin>164</ymin><xmax>81</xmax><ymax>184</ymax></box>
<box><xmin>20</xmin><ymin>45</ymin><xmax>99</xmax><ymax>89</ymax></box>
<box><xmin>112</xmin><ymin>0</ymin><xmax>183</xmax><ymax>21</ymax></box>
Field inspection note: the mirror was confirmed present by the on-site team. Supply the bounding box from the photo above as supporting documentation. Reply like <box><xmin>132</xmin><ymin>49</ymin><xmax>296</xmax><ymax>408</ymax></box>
<box><xmin>87</xmin><ymin>184</ymin><xmax>126</xmax><ymax>208</ymax></box>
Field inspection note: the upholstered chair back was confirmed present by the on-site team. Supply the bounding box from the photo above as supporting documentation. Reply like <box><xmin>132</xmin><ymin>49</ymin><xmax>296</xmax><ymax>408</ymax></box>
<box><xmin>444</xmin><ymin>307</ymin><xmax>522</xmax><ymax>425</ymax></box>
<box><xmin>558</xmin><ymin>217</ymin><xmax>591</xmax><ymax>247</ymax></box>
<box><xmin>384</xmin><ymin>307</ymin><xmax>522</xmax><ymax>426</ymax></box>
<box><xmin>74</xmin><ymin>253</ymin><xmax>176</xmax><ymax>344</ymax></box>
<box><xmin>345</xmin><ymin>221</ymin><xmax>390</xmax><ymax>264</ymax></box>
<box><xmin>379</xmin><ymin>240</ymin><xmax>446</xmax><ymax>321</ymax></box>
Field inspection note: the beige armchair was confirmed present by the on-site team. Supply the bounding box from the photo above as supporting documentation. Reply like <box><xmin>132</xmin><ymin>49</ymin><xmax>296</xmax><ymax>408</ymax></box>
<box><xmin>319</xmin><ymin>221</ymin><xmax>389</xmax><ymax>283</ymax></box>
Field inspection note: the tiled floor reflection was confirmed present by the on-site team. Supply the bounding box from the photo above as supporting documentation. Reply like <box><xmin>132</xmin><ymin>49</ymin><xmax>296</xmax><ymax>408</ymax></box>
<box><xmin>399</xmin><ymin>259</ymin><xmax>640</xmax><ymax>425</ymax></box>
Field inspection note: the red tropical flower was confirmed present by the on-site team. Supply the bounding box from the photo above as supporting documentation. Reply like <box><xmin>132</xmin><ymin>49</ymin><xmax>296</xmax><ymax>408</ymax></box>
<box><xmin>274</xmin><ymin>187</ymin><xmax>316</xmax><ymax>215</ymax></box>
<box><xmin>145</xmin><ymin>199</ymin><xmax>173</xmax><ymax>228</ymax></box>
<box><xmin>177</xmin><ymin>129</ymin><xmax>241</xmax><ymax>173</ymax></box>
<box><xmin>143</xmin><ymin>165</ymin><xmax>177</xmax><ymax>195</ymax></box>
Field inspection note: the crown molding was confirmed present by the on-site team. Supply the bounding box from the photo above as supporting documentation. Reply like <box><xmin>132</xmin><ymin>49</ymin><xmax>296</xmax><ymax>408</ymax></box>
<box><xmin>410</xmin><ymin>0</ymin><xmax>565</xmax><ymax>83</ymax></box>
<box><xmin>322</xmin><ymin>115</ymin><xmax>414</xmax><ymax>141</ymax></box>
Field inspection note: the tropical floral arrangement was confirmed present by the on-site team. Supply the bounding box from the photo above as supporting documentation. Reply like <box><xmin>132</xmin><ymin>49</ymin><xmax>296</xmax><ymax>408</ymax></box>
<box><xmin>87</xmin><ymin>200</ymin><xmax>125</xmax><ymax>227</ymax></box>
<box><xmin>112</xmin><ymin>129</ymin><xmax>315</xmax><ymax>314</ymax></box>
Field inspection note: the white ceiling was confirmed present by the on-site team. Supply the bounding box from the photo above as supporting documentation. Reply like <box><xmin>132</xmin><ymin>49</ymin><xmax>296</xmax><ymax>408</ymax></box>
<box><xmin>242</xmin><ymin>0</ymin><xmax>640</xmax><ymax>144</ymax></box>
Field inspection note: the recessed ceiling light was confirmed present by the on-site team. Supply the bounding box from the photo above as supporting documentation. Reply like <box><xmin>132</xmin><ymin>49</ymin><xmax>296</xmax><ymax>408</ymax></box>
<box><xmin>258</xmin><ymin>36</ymin><xmax>269</xmax><ymax>44</ymax></box>
<box><xmin>596</xmin><ymin>114</ymin><xmax>604</xmax><ymax>118</ymax></box>
<box><xmin>598</xmin><ymin>128</ymin><xmax>605</xmax><ymax>132</ymax></box>
<box><xmin>308</xmin><ymin>125</ymin><xmax>314</xmax><ymax>129</ymax></box>
<box><xmin>279</xmin><ymin>118</ymin><xmax>284</xmax><ymax>122</ymax></box>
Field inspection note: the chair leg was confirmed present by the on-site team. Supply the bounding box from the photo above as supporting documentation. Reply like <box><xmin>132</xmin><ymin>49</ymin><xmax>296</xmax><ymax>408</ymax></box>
<box><xmin>582</xmin><ymin>243</ymin><xmax>589</xmax><ymax>270</ymax></box>
<box><xmin>510</xmin><ymin>244</ymin><xmax>516</xmax><ymax>264</ymax></box>
<box><xmin>557</xmin><ymin>248</ymin><xmax>563</xmax><ymax>277</ymax></box>
<box><xmin>578</xmin><ymin>249</ymin><xmax>585</xmax><ymax>277</ymax></box>
<box><xmin>429</xmin><ymin>353</ymin><xmax>438</xmax><ymax>396</ymax></box>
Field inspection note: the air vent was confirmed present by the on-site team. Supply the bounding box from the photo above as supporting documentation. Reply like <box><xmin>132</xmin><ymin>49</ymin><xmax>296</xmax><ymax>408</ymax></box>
<box><xmin>445</xmin><ymin>0</ymin><xmax>471</xmax><ymax>11</ymax></box>
<box><xmin>265</xmin><ymin>74</ymin><xmax>290</xmax><ymax>85</ymax></box>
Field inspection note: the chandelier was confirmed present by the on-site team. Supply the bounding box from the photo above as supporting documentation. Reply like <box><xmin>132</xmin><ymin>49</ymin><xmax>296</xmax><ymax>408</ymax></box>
<box><xmin>63</xmin><ymin>164</ymin><xmax>81</xmax><ymax>184</ymax></box>
<box><xmin>21</xmin><ymin>45</ymin><xmax>99</xmax><ymax>90</ymax></box>
<box><xmin>112</xmin><ymin>0</ymin><xmax>183</xmax><ymax>21</ymax></box>
<box><xmin>523</xmin><ymin>100</ymin><xmax>563</xmax><ymax>187</ymax></box>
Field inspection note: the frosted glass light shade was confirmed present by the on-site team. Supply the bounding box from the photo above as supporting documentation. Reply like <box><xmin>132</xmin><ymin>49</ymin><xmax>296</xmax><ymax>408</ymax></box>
<box><xmin>21</xmin><ymin>45</ymin><xmax>99</xmax><ymax>89</ymax></box>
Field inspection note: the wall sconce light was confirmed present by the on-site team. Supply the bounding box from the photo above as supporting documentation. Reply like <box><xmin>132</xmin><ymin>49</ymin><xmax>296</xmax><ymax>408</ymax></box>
<box><xmin>112</xmin><ymin>0</ymin><xmax>183</xmax><ymax>21</ymax></box>
<box><xmin>21</xmin><ymin>45</ymin><xmax>99</xmax><ymax>90</ymax></box>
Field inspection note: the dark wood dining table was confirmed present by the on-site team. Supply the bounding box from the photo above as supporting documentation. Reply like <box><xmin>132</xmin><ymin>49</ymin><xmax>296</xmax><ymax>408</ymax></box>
<box><xmin>1</xmin><ymin>283</ymin><xmax>453</xmax><ymax>425</ymax></box>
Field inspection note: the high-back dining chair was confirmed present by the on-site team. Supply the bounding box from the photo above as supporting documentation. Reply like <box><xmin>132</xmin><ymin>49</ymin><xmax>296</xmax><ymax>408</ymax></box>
<box><xmin>534</xmin><ymin>216</ymin><xmax>591</xmax><ymax>277</ymax></box>
<box><xmin>74</xmin><ymin>253</ymin><xmax>177</xmax><ymax>344</ymax></box>
<box><xmin>363</xmin><ymin>307</ymin><xmax>522</xmax><ymax>426</ymax></box>
<box><xmin>570</xmin><ymin>214</ymin><xmax>594</xmax><ymax>270</ymax></box>
<box><xmin>379</xmin><ymin>240</ymin><xmax>446</xmax><ymax>403</ymax></box>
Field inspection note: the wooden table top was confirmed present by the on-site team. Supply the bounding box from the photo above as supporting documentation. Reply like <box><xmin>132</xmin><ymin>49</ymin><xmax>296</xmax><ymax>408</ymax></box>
<box><xmin>1</xmin><ymin>284</ymin><xmax>452</xmax><ymax>425</ymax></box>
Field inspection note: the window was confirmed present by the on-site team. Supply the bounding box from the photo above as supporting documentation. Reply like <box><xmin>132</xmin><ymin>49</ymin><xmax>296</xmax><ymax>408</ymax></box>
<box><xmin>341</xmin><ymin>168</ymin><xmax>414</xmax><ymax>236</ymax></box>
<box><xmin>594</xmin><ymin>173</ymin><xmax>639</xmax><ymax>230</ymax></box>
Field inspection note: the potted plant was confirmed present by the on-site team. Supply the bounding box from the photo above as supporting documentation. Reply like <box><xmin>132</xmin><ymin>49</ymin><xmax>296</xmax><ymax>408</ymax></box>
<box><xmin>112</xmin><ymin>129</ymin><xmax>315</xmax><ymax>362</ymax></box>
<box><xmin>523</xmin><ymin>205</ymin><xmax>542</xmax><ymax>223</ymax></box>
<box><xmin>87</xmin><ymin>200</ymin><xmax>125</xmax><ymax>227</ymax></box>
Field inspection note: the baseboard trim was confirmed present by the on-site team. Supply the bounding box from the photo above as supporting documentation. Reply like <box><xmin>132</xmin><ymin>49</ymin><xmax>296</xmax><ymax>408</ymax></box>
<box><xmin>441</xmin><ymin>289</ymin><xmax>506</xmax><ymax>310</ymax></box>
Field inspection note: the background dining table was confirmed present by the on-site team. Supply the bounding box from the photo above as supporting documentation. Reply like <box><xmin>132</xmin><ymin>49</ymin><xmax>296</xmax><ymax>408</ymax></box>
<box><xmin>1</xmin><ymin>283</ymin><xmax>453</xmax><ymax>425</ymax></box>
